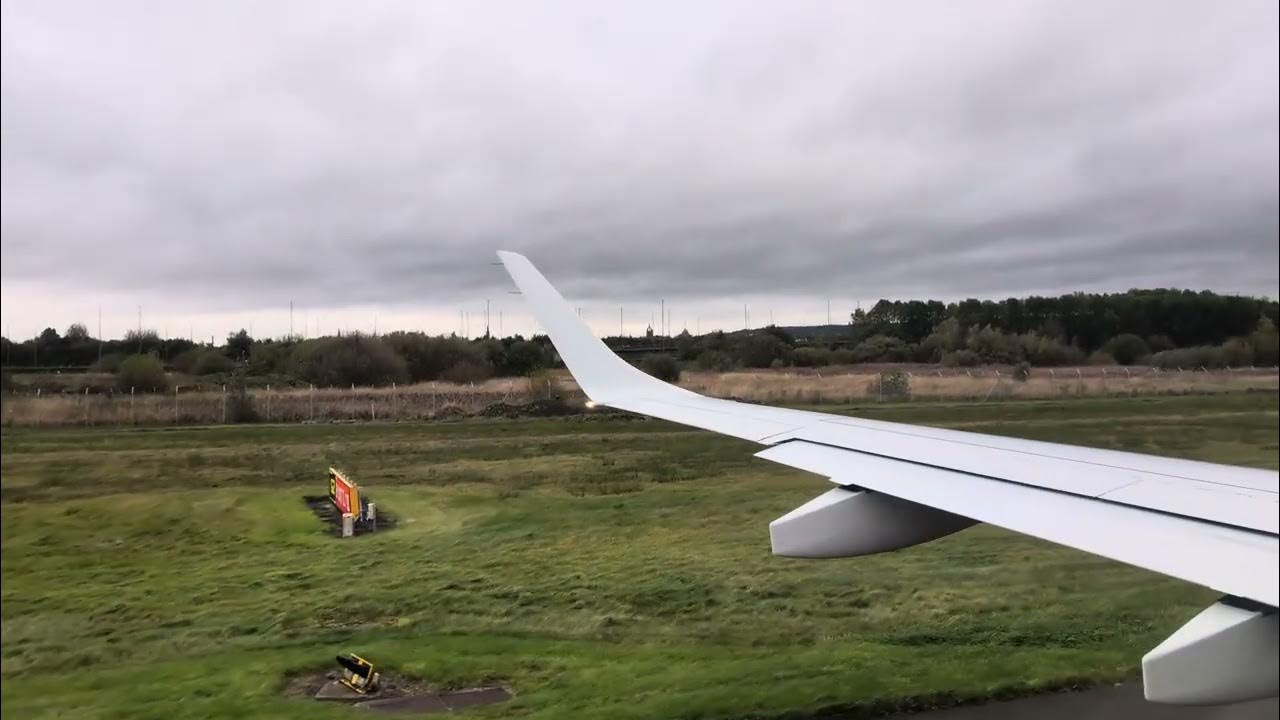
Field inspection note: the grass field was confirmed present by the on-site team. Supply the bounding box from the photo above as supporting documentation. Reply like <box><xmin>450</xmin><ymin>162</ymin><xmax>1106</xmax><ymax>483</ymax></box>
<box><xmin>2</xmin><ymin>393</ymin><xmax>1277</xmax><ymax>719</ymax></box>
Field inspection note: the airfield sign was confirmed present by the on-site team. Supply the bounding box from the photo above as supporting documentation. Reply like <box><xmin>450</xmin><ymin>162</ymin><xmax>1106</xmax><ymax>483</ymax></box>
<box><xmin>328</xmin><ymin>468</ymin><xmax>360</xmax><ymax>517</ymax></box>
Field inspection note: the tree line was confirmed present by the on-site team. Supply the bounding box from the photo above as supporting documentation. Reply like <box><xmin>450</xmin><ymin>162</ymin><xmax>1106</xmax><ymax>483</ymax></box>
<box><xmin>2</xmin><ymin>288</ymin><xmax>1276</xmax><ymax>392</ymax></box>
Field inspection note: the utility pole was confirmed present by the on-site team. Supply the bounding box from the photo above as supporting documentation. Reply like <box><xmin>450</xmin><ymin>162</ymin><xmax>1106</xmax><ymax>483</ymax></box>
<box><xmin>289</xmin><ymin>301</ymin><xmax>294</xmax><ymax>339</ymax></box>
<box><xmin>744</xmin><ymin>304</ymin><xmax>749</xmax><ymax>330</ymax></box>
<box><xmin>97</xmin><ymin>306</ymin><xmax>103</xmax><ymax>361</ymax></box>
<box><xmin>485</xmin><ymin>298</ymin><xmax>491</xmax><ymax>338</ymax></box>
<box><xmin>660</xmin><ymin>299</ymin><xmax>665</xmax><ymax>337</ymax></box>
<box><xmin>619</xmin><ymin>307</ymin><xmax>624</xmax><ymax>337</ymax></box>
<box><xmin>137</xmin><ymin>306</ymin><xmax>142</xmax><ymax>354</ymax></box>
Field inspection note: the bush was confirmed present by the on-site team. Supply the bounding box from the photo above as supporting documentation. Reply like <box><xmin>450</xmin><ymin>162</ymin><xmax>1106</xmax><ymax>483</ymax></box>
<box><xmin>737</xmin><ymin>333</ymin><xmax>792</xmax><ymax>368</ymax></box>
<box><xmin>1012</xmin><ymin>361</ymin><xmax>1032</xmax><ymax>382</ymax></box>
<box><xmin>116</xmin><ymin>354</ymin><xmax>168</xmax><ymax>392</ymax></box>
<box><xmin>385</xmin><ymin>332</ymin><xmax>495</xmax><ymax>382</ymax></box>
<box><xmin>1146</xmin><ymin>334</ymin><xmax>1176</xmax><ymax>353</ymax></box>
<box><xmin>965</xmin><ymin>325</ymin><xmax>1020</xmax><ymax>364</ymax></box>
<box><xmin>1250</xmin><ymin>317</ymin><xmax>1279</xmax><ymax>366</ymax></box>
<box><xmin>175</xmin><ymin>348</ymin><xmax>233</xmax><ymax>376</ymax></box>
<box><xmin>792</xmin><ymin>347</ymin><xmax>835</xmax><ymax>367</ymax></box>
<box><xmin>867</xmin><ymin>370</ymin><xmax>911</xmax><ymax>400</ymax></box>
<box><xmin>1149</xmin><ymin>346</ymin><xmax>1228</xmax><ymax>370</ymax></box>
<box><xmin>920</xmin><ymin>318</ymin><xmax>965</xmax><ymax>360</ymax></box>
<box><xmin>641</xmin><ymin>355</ymin><xmax>681</xmax><ymax>382</ymax></box>
<box><xmin>288</xmin><ymin>334</ymin><xmax>409</xmax><ymax>387</ymax></box>
<box><xmin>91</xmin><ymin>353</ymin><xmax>125</xmax><ymax>373</ymax></box>
<box><xmin>191</xmin><ymin>350</ymin><xmax>233</xmax><ymax>375</ymax></box>
<box><xmin>1102</xmin><ymin>334</ymin><xmax>1150</xmax><ymax>366</ymax></box>
<box><xmin>941</xmin><ymin>349</ymin><xmax>980</xmax><ymax>367</ymax></box>
<box><xmin>696</xmin><ymin>350</ymin><xmax>735</xmax><ymax>372</ymax></box>
<box><xmin>1221</xmin><ymin>338</ymin><xmax>1254</xmax><ymax>368</ymax></box>
<box><xmin>1018</xmin><ymin>333</ymin><xmax>1085</xmax><ymax>366</ymax></box>
<box><xmin>852</xmin><ymin>334</ymin><xmax>909</xmax><ymax>363</ymax></box>
<box><xmin>1088</xmin><ymin>351</ymin><xmax>1117</xmax><ymax>366</ymax></box>
<box><xmin>226</xmin><ymin>385</ymin><xmax>259</xmax><ymax>423</ymax></box>
<box><xmin>440</xmin><ymin>359</ymin><xmax>493</xmax><ymax>384</ymax></box>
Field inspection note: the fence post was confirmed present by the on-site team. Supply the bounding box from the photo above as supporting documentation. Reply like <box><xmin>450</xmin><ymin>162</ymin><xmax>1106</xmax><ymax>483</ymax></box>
<box><xmin>174</xmin><ymin>386</ymin><xmax>180</xmax><ymax>423</ymax></box>
<box><xmin>130</xmin><ymin>386</ymin><xmax>135</xmax><ymax>425</ymax></box>
<box><xmin>84</xmin><ymin>386</ymin><xmax>90</xmax><ymax>427</ymax></box>
<box><xmin>309</xmin><ymin>384</ymin><xmax>314</xmax><ymax>422</ymax></box>
<box><xmin>265</xmin><ymin>384</ymin><xmax>271</xmax><ymax>421</ymax></box>
<box><xmin>221</xmin><ymin>385</ymin><xmax>227</xmax><ymax>424</ymax></box>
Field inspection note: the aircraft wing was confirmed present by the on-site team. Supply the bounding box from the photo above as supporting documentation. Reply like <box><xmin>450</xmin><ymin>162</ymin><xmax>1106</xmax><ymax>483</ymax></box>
<box><xmin>496</xmin><ymin>250</ymin><xmax>1279</xmax><ymax>705</ymax></box>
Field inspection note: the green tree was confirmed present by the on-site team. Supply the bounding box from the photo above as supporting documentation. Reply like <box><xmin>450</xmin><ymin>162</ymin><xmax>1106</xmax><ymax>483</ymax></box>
<box><xmin>288</xmin><ymin>334</ymin><xmax>408</xmax><ymax>387</ymax></box>
<box><xmin>1102</xmin><ymin>334</ymin><xmax>1150</xmax><ymax>366</ymax></box>
<box><xmin>116</xmin><ymin>354</ymin><xmax>168</xmax><ymax>392</ymax></box>
<box><xmin>641</xmin><ymin>355</ymin><xmax>681</xmax><ymax>382</ymax></box>
<box><xmin>225</xmin><ymin>329</ymin><xmax>254</xmax><ymax>360</ymax></box>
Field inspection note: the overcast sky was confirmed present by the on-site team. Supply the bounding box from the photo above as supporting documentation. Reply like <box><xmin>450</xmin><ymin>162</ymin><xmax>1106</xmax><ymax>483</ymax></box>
<box><xmin>2</xmin><ymin>1</ymin><xmax>1277</xmax><ymax>341</ymax></box>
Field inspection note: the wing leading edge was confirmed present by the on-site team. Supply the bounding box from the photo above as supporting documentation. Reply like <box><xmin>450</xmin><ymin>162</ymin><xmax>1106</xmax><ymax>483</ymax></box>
<box><xmin>497</xmin><ymin>250</ymin><xmax>1279</xmax><ymax>704</ymax></box>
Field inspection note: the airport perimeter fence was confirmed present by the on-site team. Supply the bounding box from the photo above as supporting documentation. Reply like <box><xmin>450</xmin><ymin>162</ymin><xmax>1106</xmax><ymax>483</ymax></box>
<box><xmin>1</xmin><ymin>366</ymin><xmax>1276</xmax><ymax>428</ymax></box>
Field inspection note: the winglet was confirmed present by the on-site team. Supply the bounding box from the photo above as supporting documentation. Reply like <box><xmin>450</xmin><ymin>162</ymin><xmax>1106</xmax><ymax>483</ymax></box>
<box><xmin>496</xmin><ymin>251</ymin><xmax>677</xmax><ymax>402</ymax></box>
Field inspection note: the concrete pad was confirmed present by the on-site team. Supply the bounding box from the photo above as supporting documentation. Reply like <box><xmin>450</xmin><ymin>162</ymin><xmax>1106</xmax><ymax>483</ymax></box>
<box><xmin>442</xmin><ymin>687</ymin><xmax>513</xmax><ymax>709</ymax></box>
<box><xmin>356</xmin><ymin>695</ymin><xmax>451</xmax><ymax>714</ymax></box>
<box><xmin>314</xmin><ymin>680</ymin><xmax>364</xmax><ymax>701</ymax></box>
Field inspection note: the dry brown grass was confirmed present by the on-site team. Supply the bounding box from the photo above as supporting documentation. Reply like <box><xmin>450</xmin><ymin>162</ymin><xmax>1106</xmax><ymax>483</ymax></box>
<box><xmin>3</xmin><ymin>367</ymin><xmax>1274</xmax><ymax>427</ymax></box>
<box><xmin>680</xmin><ymin>367</ymin><xmax>1279</xmax><ymax>404</ymax></box>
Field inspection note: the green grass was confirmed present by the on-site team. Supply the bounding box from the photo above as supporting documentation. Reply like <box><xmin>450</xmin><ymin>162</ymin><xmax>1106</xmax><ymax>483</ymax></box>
<box><xmin>2</xmin><ymin>394</ymin><xmax>1276</xmax><ymax>719</ymax></box>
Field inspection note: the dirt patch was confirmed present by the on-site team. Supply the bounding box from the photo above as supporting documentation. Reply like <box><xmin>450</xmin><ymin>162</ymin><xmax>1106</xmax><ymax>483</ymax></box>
<box><xmin>478</xmin><ymin>398</ymin><xmax>580</xmax><ymax>418</ymax></box>
<box><xmin>302</xmin><ymin>496</ymin><xmax>396</xmax><ymax>537</ymax></box>
<box><xmin>432</xmin><ymin>405</ymin><xmax>468</xmax><ymax>421</ymax></box>
<box><xmin>284</xmin><ymin>669</ymin><xmax>512</xmax><ymax>715</ymax></box>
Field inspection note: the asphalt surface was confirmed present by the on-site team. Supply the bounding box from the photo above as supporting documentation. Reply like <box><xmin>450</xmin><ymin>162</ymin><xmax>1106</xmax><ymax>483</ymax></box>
<box><xmin>892</xmin><ymin>684</ymin><xmax>1278</xmax><ymax>719</ymax></box>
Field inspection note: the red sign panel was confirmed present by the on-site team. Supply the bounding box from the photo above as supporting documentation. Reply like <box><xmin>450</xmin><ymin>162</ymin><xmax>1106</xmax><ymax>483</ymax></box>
<box><xmin>329</xmin><ymin>468</ymin><xmax>358</xmax><ymax>516</ymax></box>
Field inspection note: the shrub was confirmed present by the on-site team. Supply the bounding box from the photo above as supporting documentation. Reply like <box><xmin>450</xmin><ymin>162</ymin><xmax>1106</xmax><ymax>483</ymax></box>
<box><xmin>175</xmin><ymin>348</ymin><xmax>233</xmax><ymax>376</ymax></box>
<box><xmin>737</xmin><ymin>333</ymin><xmax>792</xmax><ymax>368</ymax></box>
<box><xmin>1146</xmin><ymin>334</ymin><xmax>1176</xmax><ymax>353</ymax></box>
<box><xmin>288</xmin><ymin>334</ymin><xmax>409</xmax><ymax>387</ymax></box>
<box><xmin>1012</xmin><ymin>361</ymin><xmax>1032</xmax><ymax>382</ymax></box>
<box><xmin>91</xmin><ymin>353</ymin><xmax>125</xmax><ymax>373</ymax></box>
<box><xmin>920</xmin><ymin>318</ymin><xmax>965</xmax><ymax>360</ymax></box>
<box><xmin>852</xmin><ymin>334</ymin><xmax>909</xmax><ymax>363</ymax></box>
<box><xmin>1250</xmin><ymin>317</ymin><xmax>1279</xmax><ymax>366</ymax></box>
<box><xmin>1221</xmin><ymin>338</ymin><xmax>1254</xmax><ymax>368</ymax></box>
<box><xmin>191</xmin><ymin>350</ymin><xmax>233</xmax><ymax>375</ymax></box>
<box><xmin>641</xmin><ymin>355</ymin><xmax>681</xmax><ymax>382</ymax></box>
<box><xmin>867</xmin><ymin>370</ymin><xmax>911</xmax><ymax>400</ymax></box>
<box><xmin>440</xmin><ymin>359</ymin><xmax>493</xmax><ymax>384</ymax></box>
<box><xmin>941</xmin><ymin>349</ymin><xmax>980</xmax><ymax>367</ymax></box>
<box><xmin>1102</xmin><ymin>334</ymin><xmax>1150</xmax><ymax>366</ymax></box>
<box><xmin>965</xmin><ymin>325</ymin><xmax>1020</xmax><ymax>364</ymax></box>
<box><xmin>696</xmin><ymin>350</ymin><xmax>735</xmax><ymax>372</ymax></box>
<box><xmin>792</xmin><ymin>347</ymin><xmax>834</xmax><ymax>367</ymax></box>
<box><xmin>226</xmin><ymin>385</ymin><xmax>259</xmax><ymax>423</ymax></box>
<box><xmin>1088</xmin><ymin>351</ymin><xmax>1116</xmax><ymax>366</ymax></box>
<box><xmin>1149</xmin><ymin>346</ymin><xmax>1228</xmax><ymax>370</ymax></box>
<box><xmin>116</xmin><ymin>354</ymin><xmax>168</xmax><ymax>392</ymax></box>
<box><xmin>1019</xmin><ymin>333</ymin><xmax>1085</xmax><ymax>366</ymax></box>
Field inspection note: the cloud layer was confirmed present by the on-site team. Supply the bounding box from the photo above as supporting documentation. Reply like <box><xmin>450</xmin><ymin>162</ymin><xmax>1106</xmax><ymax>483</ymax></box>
<box><xmin>3</xmin><ymin>1</ymin><xmax>1277</xmax><ymax>338</ymax></box>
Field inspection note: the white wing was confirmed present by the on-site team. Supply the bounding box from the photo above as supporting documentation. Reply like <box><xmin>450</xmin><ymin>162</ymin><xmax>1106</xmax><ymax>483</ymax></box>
<box><xmin>497</xmin><ymin>251</ymin><xmax>1279</xmax><ymax>706</ymax></box>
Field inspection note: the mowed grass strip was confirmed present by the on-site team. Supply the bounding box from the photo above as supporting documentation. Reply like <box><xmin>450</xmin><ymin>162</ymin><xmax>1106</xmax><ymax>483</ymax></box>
<box><xmin>1</xmin><ymin>394</ymin><xmax>1275</xmax><ymax>719</ymax></box>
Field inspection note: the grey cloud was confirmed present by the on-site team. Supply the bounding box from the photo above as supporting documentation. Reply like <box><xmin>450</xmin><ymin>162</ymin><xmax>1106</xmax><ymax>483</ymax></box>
<box><xmin>2</xmin><ymin>0</ymin><xmax>1276</xmax><ymax>329</ymax></box>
